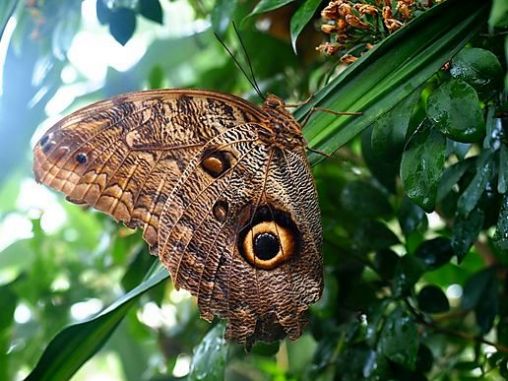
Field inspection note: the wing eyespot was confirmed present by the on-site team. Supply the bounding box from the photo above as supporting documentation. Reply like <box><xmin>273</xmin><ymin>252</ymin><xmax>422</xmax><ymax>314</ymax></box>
<box><xmin>201</xmin><ymin>150</ymin><xmax>233</xmax><ymax>178</ymax></box>
<box><xmin>212</xmin><ymin>200</ymin><xmax>228</xmax><ymax>222</ymax></box>
<box><xmin>238</xmin><ymin>205</ymin><xmax>300</xmax><ymax>270</ymax></box>
<box><xmin>75</xmin><ymin>152</ymin><xmax>88</xmax><ymax>164</ymax></box>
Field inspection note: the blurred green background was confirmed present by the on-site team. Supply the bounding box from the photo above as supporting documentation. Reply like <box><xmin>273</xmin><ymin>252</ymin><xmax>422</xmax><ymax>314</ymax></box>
<box><xmin>0</xmin><ymin>0</ymin><xmax>507</xmax><ymax>380</ymax></box>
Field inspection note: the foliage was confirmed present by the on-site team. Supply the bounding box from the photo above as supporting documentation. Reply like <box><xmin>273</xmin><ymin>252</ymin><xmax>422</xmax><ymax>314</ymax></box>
<box><xmin>0</xmin><ymin>0</ymin><xmax>507</xmax><ymax>380</ymax></box>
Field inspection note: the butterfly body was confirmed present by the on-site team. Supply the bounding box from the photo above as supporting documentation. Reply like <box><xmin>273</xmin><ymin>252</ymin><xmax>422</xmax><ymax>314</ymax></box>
<box><xmin>33</xmin><ymin>89</ymin><xmax>323</xmax><ymax>345</ymax></box>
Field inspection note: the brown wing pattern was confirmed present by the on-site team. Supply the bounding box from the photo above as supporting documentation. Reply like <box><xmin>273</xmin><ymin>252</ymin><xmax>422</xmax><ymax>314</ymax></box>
<box><xmin>33</xmin><ymin>90</ymin><xmax>262</xmax><ymax>249</ymax></box>
<box><xmin>33</xmin><ymin>89</ymin><xmax>323</xmax><ymax>345</ymax></box>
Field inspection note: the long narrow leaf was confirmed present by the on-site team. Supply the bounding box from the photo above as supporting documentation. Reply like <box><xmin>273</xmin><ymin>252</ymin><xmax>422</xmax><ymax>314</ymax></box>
<box><xmin>294</xmin><ymin>0</ymin><xmax>491</xmax><ymax>166</ymax></box>
<box><xmin>24</xmin><ymin>265</ymin><xmax>169</xmax><ymax>381</ymax></box>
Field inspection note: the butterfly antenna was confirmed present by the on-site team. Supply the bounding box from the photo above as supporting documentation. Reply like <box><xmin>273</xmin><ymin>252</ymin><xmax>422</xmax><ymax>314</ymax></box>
<box><xmin>214</xmin><ymin>32</ymin><xmax>264</xmax><ymax>100</ymax></box>
<box><xmin>232</xmin><ymin>22</ymin><xmax>264</xmax><ymax>100</ymax></box>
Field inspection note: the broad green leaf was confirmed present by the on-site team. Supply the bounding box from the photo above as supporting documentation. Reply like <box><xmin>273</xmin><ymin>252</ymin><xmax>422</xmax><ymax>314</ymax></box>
<box><xmin>475</xmin><ymin>272</ymin><xmax>499</xmax><ymax>334</ymax></box>
<box><xmin>457</xmin><ymin>150</ymin><xmax>496</xmax><ymax>216</ymax></box>
<box><xmin>290</xmin><ymin>0</ymin><xmax>321</xmax><ymax>52</ymax></box>
<box><xmin>211</xmin><ymin>0</ymin><xmax>236</xmax><ymax>36</ymax></box>
<box><xmin>450</xmin><ymin>47</ymin><xmax>503</xmax><ymax>94</ymax></box>
<box><xmin>109</xmin><ymin>7</ymin><xmax>136</xmax><ymax>46</ymax></box>
<box><xmin>417</xmin><ymin>285</ymin><xmax>450</xmax><ymax>314</ymax></box>
<box><xmin>451</xmin><ymin>209</ymin><xmax>484</xmax><ymax>263</ymax></box>
<box><xmin>415</xmin><ymin>344</ymin><xmax>434</xmax><ymax>373</ymax></box>
<box><xmin>461</xmin><ymin>268</ymin><xmax>495</xmax><ymax>310</ymax></box>
<box><xmin>189</xmin><ymin>323</ymin><xmax>228</xmax><ymax>381</ymax></box>
<box><xmin>378</xmin><ymin>308</ymin><xmax>418</xmax><ymax>370</ymax></box>
<box><xmin>139</xmin><ymin>0</ymin><xmax>163</xmax><ymax>24</ymax></box>
<box><xmin>415</xmin><ymin>237</ymin><xmax>454</xmax><ymax>270</ymax></box>
<box><xmin>295</xmin><ymin>0</ymin><xmax>490</xmax><ymax>165</ymax></box>
<box><xmin>352</xmin><ymin>220</ymin><xmax>399</xmax><ymax>252</ymax></box>
<box><xmin>489</xmin><ymin>0</ymin><xmax>508</xmax><ymax>29</ymax></box>
<box><xmin>427</xmin><ymin>79</ymin><xmax>485</xmax><ymax>143</ymax></box>
<box><xmin>340</xmin><ymin>180</ymin><xmax>392</xmax><ymax>219</ymax></box>
<box><xmin>462</xmin><ymin>268</ymin><xmax>498</xmax><ymax>334</ymax></box>
<box><xmin>400</xmin><ymin>122</ymin><xmax>446</xmax><ymax>212</ymax></box>
<box><xmin>374</xmin><ymin>249</ymin><xmax>400</xmax><ymax>280</ymax></box>
<box><xmin>398</xmin><ymin>197</ymin><xmax>428</xmax><ymax>237</ymax></box>
<box><xmin>436</xmin><ymin>159</ymin><xmax>472</xmax><ymax>202</ymax></box>
<box><xmin>248</xmin><ymin>0</ymin><xmax>295</xmax><ymax>17</ymax></box>
<box><xmin>24</xmin><ymin>265</ymin><xmax>169</xmax><ymax>381</ymax></box>
<box><xmin>392</xmin><ymin>255</ymin><xmax>425</xmax><ymax>297</ymax></box>
<box><xmin>371</xmin><ymin>89</ymin><xmax>420</xmax><ymax>162</ymax></box>
<box><xmin>361</xmin><ymin>127</ymin><xmax>399</xmax><ymax>192</ymax></box>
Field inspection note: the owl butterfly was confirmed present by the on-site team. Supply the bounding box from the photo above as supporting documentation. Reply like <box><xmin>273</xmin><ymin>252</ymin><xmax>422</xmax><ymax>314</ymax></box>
<box><xmin>33</xmin><ymin>89</ymin><xmax>323</xmax><ymax>346</ymax></box>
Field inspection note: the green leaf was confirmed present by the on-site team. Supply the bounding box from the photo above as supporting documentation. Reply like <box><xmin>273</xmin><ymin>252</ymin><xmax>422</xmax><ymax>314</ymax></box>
<box><xmin>295</xmin><ymin>0</ymin><xmax>490</xmax><ymax>165</ymax></box>
<box><xmin>189</xmin><ymin>323</ymin><xmax>228</xmax><ymax>381</ymax></box>
<box><xmin>415</xmin><ymin>344</ymin><xmax>434</xmax><ymax>373</ymax></box>
<box><xmin>371</xmin><ymin>89</ymin><xmax>420</xmax><ymax>162</ymax></box>
<box><xmin>475</xmin><ymin>274</ymin><xmax>498</xmax><ymax>334</ymax></box>
<box><xmin>392</xmin><ymin>255</ymin><xmax>425</xmax><ymax>297</ymax></box>
<box><xmin>361</xmin><ymin>127</ymin><xmax>399</xmax><ymax>192</ymax></box>
<box><xmin>500</xmin><ymin>144</ymin><xmax>508</xmax><ymax>194</ymax></box>
<box><xmin>378</xmin><ymin>307</ymin><xmax>419</xmax><ymax>369</ymax></box>
<box><xmin>450</xmin><ymin>47</ymin><xmax>503</xmax><ymax>95</ymax></box>
<box><xmin>493</xmin><ymin>194</ymin><xmax>508</xmax><ymax>250</ymax></box>
<box><xmin>462</xmin><ymin>268</ymin><xmax>498</xmax><ymax>334</ymax></box>
<box><xmin>461</xmin><ymin>268</ymin><xmax>495</xmax><ymax>310</ymax></box>
<box><xmin>451</xmin><ymin>208</ymin><xmax>484</xmax><ymax>263</ymax></box>
<box><xmin>96</xmin><ymin>0</ymin><xmax>111</xmax><ymax>25</ymax></box>
<box><xmin>0</xmin><ymin>279</ymin><xmax>18</xmax><ymax>381</ymax></box>
<box><xmin>489</xmin><ymin>0</ymin><xmax>508</xmax><ymax>29</ymax></box>
<box><xmin>427</xmin><ymin>79</ymin><xmax>485</xmax><ymax>143</ymax></box>
<box><xmin>401</xmin><ymin>122</ymin><xmax>446</xmax><ymax>212</ymax></box>
<box><xmin>24</xmin><ymin>266</ymin><xmax>169</xmax><ymax>381</ymax></box>
<box><xmin>139</xmin><ymin>0</ymin><xmax>163</xmax><ymax>24</ymax></box>
<box><xmin>417</xmin><ymin>285</ymin><xmax>450</xmax><ymax>314</ymax></box>
<box><xmin>289</xmin><ymin>0</ymin><xmax>321</xmax><ymax>52</ymax></box>
<box><xmin>248</xmin><ymin>0</ymin><xmax>295</xmax><ymax>17</ymax></box>
<box><xmin>398</xmin><ymin>196</ymin><xmax>428</xmax><ymax>237</ymax></box>
<box><xmin>352</xmin><ymin>220</ymin><xmax>399</xmax><ymax>252</ymax></box>
<box><xmin>374</xmin><ymin>249</ymin><xmax>400</xmax><ymax>280</ymax></box>
<box><xmin>211</xmin><ymin>0</ymin><xmax>236</xmax><ymax>36</ymax></box>
<box><xmin>436</xmin><ymin>159</ymin><xmax>472</xmax><ymax>202</ymax></box>
<box><xmin>340</xmin><ymin>180</ymin><xmax>392</xmax><ymax>219</ymax></box>
<box><xmin>457</xmin><ymin>150</ymin><xmax>496</xmax><ymax>217</ymax></box>
<box><xmin>109</xmin><ymin>7</ymin><xmax>136</xmax><ymax>46</ymax></box>
<box><xmin>415</xmin><ymin>237</ymin><xmax>454</xmax><ymax>270</ymax></box>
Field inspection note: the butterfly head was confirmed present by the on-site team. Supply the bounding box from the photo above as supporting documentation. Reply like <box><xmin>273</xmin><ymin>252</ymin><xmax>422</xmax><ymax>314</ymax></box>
<box><xmin>261</xmin><ymin>94</ymin><xmax>304</xmax><ymax>147</ymax></box>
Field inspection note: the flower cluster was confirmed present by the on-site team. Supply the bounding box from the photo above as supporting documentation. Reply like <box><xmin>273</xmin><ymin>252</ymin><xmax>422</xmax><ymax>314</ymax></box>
<box><xmin>317</xmin><ymin>0</ymin><xmax>437</xmax><ymax>64</ymax></box>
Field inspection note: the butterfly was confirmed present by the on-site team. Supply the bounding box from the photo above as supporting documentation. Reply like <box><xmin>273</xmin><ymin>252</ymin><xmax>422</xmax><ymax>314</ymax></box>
<box><xmin>33</xmin><ymin>89</ymin><xmax>323</xmax><ymax>346</ymax></box>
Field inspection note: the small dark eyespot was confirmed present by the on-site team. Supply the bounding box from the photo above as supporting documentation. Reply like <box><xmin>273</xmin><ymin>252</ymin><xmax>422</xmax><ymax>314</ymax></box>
<box><xmin>212</xmin><ymin>200</ymin><xmax>228</xmax><ymax>223</ymax></box>
<box><xmin>42</xmin><ymin>140</ymin><xmax>55</xmax><ymax>153</ymax></box>
<box><xmin>39</xmin><ymin>135</ymin><xmax>50</xmax><ymax>147</ymax></box>
<box><xmin>75</xmin><ymin>152</ymin><xmax>88</xmax><ymax>164</ymax></box>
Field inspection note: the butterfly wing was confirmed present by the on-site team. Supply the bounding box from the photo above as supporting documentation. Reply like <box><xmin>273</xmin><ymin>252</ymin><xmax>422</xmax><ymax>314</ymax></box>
<box><xmin>33</xmin><ymin>89</ymin><xmax>322</xmax><ymax>344</ymax></box>
<box><xmin>33</xmin><ymin>90</ymin><xmax>263</xmax><ymax>248</ymax></box>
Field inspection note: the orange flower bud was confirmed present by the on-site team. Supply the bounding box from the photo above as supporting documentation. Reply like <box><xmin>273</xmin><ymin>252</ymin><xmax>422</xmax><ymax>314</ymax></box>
<box><xmin>345</xmin><ymin>14</ymin><xmax>370</xmax><ymax>29</ymax></box>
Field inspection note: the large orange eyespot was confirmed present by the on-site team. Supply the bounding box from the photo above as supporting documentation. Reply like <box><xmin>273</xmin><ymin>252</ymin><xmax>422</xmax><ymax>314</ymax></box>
<box><xmin>238</xmin><ymin>206</ymin><xmax>300</xmax><ymax>270</ymax></box>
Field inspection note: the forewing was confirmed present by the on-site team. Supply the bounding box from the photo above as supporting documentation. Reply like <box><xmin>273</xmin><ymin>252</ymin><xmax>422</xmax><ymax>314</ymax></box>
<box><xmin>33</xmin><ymin>89</ymin><xmax>262</xmax><ymax>249</ymax></box>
